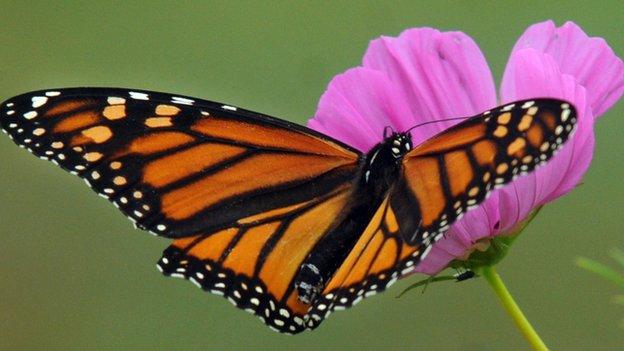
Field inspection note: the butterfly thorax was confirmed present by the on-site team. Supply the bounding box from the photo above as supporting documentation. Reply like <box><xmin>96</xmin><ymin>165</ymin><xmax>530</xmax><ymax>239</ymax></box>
<box><xmin>295</xmin><ymin>132</ymin><xmax>412</xmax><ymax>304</ymax></box>
<box><xmin>361</xmin><ymin>132</ymin><xmax>412</xmax><ymax>187</ymax></box>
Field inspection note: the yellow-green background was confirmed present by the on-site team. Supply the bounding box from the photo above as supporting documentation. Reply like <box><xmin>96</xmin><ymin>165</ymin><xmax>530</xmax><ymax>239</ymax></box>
<box><xmin>1</xmin><ymin>1</ymin><xmax>622</xmax><ymax>350</ymax></box>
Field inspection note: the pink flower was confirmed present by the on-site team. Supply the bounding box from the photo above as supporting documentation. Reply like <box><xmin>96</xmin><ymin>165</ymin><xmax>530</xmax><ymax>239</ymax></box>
<box><xmin>308</xmin><ymin>21</ymin><xmax>624</xmax><ymax>274</ymax></box>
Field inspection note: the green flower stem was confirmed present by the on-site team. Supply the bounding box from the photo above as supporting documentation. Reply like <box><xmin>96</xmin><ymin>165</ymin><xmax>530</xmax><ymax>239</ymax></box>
<box><xmin>480</xmin><ymin>265</ymin><xmax>548</xmax><ymax>351</ymax></box>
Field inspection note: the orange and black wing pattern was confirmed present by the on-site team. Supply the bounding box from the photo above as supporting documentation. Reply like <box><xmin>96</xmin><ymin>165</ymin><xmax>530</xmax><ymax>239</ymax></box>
<box><xmin>0</xmin><ymin>88</ymin><xmax>359</xmax><ymax>238</ymax></box>
<box><xmin>399</xmin><ymin>99</ymin><xmax>577</xmax><ymax>245</ymax></box>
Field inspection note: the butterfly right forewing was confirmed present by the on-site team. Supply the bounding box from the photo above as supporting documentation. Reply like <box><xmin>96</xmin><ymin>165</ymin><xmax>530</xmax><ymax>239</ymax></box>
<box><xmin>399</xmin><ymin>99</ymin><xmax>577</xmax><ymax>245</ymax></box>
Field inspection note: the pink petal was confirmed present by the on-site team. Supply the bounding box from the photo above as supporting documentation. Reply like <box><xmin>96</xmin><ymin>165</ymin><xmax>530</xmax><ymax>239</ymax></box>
<box><xmin>416</xmin><ymin>198</ymin><xmax>501</xmax><ymax>274</ymax></box>
<box><xmin>512</xmin><ymin>20</ymin><xmax>624</xmax><ymax>118</ymax></box>
<box><xmin>307</xmin><ymin>67</ymin><xmax>416</xmax><ymax>152</ymax></box>
<box><xmin>362</xmin><ymin>28</ymin><xmax>497</xmax><ymax>145</ymax></box>
<box><xmin>498</xmin><ymin>48</ymin><xmax>594</xmax><ymax>230</ymax></box>
<box><xmin>548</xmin><ymin>118</ymin><xmax>594</xmax><ymax>200</ymax></box>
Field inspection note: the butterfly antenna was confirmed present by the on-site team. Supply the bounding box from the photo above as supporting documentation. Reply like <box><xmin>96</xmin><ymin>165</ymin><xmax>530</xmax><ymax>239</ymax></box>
<box><xmin>406</xmin><ymin>116</ymin><xmax>472</xmax><ymax>134</ymax></box>
<box><xmin>384</xmin><ymin>125</ymin><xmax>395</xmax><ymax>138</ymax></box>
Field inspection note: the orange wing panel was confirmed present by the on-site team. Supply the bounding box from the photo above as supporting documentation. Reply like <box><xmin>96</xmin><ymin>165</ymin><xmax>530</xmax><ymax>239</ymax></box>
<box><xmin>259</xmin><ymin>190</ymin><xmax>350</xmax><ymax>300</ymax></box>
<box><xmin>192</xmin><ymin>117</ymin><xmax>357</xmax><ymax>159</ymax></box>
<box><xmin>142</xmin><ymin>143</ymin><xmax>247</xmax><ymax>187</ymax></box>
<box><xmin>403</xmin><ymin>157</ymin><xmax>445</xmax><ymax>227</ymax></box>
<box><xmin>223</xmin><ymin>221</ymin><xmax>281</xmax><ymax>276</ymax></box>
<box><xmin>409</xmin><ymin>124</ymin><xmax>486</xmax><ymax>155</ymax></box>
<box><xmin>160</xmin><ymin>153</ymin><xmax>353</xmax><ymax>220</ymax></box>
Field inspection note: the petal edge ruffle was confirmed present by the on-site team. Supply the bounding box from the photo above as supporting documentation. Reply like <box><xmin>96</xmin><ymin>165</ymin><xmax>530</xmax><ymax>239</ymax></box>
<box><xmin>363</xmin><ymin>28</ymin><xmax>497</xmax><ymax>145</ymax></box>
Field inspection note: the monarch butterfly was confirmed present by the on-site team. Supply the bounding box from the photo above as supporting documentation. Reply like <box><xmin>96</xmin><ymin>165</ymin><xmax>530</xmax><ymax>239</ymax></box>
<box><xmin>0</xmin><ymin>88</ymin><xmax>576</xmax><ymax>333</ymax></box>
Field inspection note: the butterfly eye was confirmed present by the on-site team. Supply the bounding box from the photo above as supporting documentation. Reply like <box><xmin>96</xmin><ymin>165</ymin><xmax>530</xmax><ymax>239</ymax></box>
<box><xmin>391</xmin><ymin>147</ymin><xmax>402</xmax><ymax>157</ymax></box>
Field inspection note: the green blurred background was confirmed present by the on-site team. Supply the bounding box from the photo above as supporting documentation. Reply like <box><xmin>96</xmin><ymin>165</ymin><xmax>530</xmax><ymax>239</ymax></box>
<box><xmin>0</xmin><ymin>1</ymin><xmax>622</xmax><ymax>350</ymax></box>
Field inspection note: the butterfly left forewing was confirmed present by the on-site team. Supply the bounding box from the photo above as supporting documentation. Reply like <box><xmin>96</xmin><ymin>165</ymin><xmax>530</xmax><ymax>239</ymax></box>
<box><xmin>0</xmin><ymin>88</ymin><xmax>359</xmax><ymax>238</ymax></box>
<box><xmin>399</xmin><ymin>99</ymin><xmax>577</xmax><ymax>245</ymax></box>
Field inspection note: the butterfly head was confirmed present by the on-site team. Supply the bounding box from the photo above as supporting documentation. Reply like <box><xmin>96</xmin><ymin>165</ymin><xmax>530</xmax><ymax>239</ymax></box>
<box><xmin>361</xmin><ymin>131</ymin><xmax>412</xmax><ymax>187</ymax></box>
<box><xmin>387</xmin><ymin>132</ymin><xmax>412</xmax><ymax>158</ymax></box>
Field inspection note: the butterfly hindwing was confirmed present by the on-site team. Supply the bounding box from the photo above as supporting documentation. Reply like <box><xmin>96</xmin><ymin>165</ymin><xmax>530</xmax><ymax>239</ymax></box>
<box><xmin>400</xmin><ymin>99</ymin><xmax>577</xmax><ymax>245</ymax></box>
<box><xmin>157</xmin><ymin>184</ymin><xmax>353</xmax><ymax>333</ymax></box>
<box><xmin>0</xmin><ymin>88</ymin><xmax>359</xmax><ymax>238</ymax></box>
